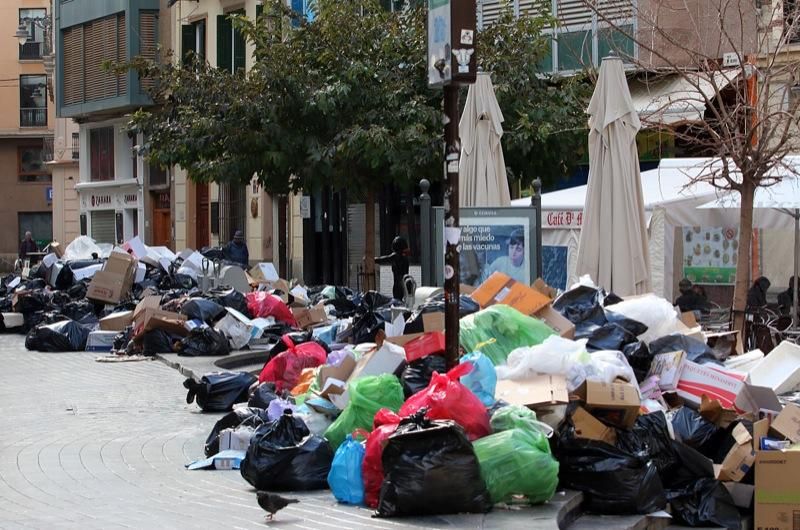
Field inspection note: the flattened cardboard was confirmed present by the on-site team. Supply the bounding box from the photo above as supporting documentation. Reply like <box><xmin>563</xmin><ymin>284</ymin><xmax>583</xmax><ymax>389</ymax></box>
<box><xmin>646</xmin><ymin>351</ymin><xmax>686</xmax><ymax>391</ymax></box>
<box><xmin>576</xmin><ymin>380</ymin><xmax>641</xmax><ymax>429</ymax></box>
<box><xmin>716</xmin><ymin>423</ymin><xmax>756</xmax><ymax>482</ymax></box>
<box><xmin>534</xmin><ymin>305</ymin><xmax>575</xmax><ymax>339</ymax></box>
<box><xmin>132</xmin><ymin>296</ymin><xmax>187</xmax><ymax>337</ymax></box>
<box><xmin>494</xmin><ymin>375</ymin><xmax>569</xmax><ymax>410</ymax></box>
<box><xmin>571</xmin><ymin>406</ymin><xmax>617</xmax><ymax>445</ymax></box>
<box><xmin>348</xmin><ymin>341</ymin><xmax>405</xmax><ymax>383</ymax></box>
<box><xmin>755</xmin><ymin>451</ymin><xmax>800</xmax><ymax>530</ymax></box>
<box><xmin>771</xmin><ymin>403</ymin><xmax>800</xmax><ymax>443</ymax></box>
<box><xmin>470</xmin><ymin>272</ymin><xmax>551</xmax><ymax>315</ymax></box>
<box><xmin>99</xmin><ymin>310</ymin><xmax>134</xmax><ymax>332</ymax></box>
<box><xmin>318</xmin><ymin>354</ymin><xmax>357</xmax><ymax>390</ymax></box>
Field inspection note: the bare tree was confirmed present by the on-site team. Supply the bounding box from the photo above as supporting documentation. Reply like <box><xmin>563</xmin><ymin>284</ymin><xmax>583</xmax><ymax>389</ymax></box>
<box><xmin>571</xmin><ymin>0</ymin><xmax>800</xmax><ymax>330</ymax></box>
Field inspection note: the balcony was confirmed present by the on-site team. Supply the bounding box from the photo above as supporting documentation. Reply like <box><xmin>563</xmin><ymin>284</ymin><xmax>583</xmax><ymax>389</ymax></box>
<box><xmin>43</xmin><ymin>137</ymin><xmax>54</xmax><ymax>162</ymax></box>
<box><xmin>20</xmin><ymin>108</ymin><xmax>47</xmax><ymax>128</ymax></box>
<box><xmin>72</xmin><ymin>132</ymin><xmax>79</xmax><ymax>159</ymax></box>
<box><xmin>19</xmin><ymin>42</ymin><xmax>43</xmax><ymax>60</ymax></box>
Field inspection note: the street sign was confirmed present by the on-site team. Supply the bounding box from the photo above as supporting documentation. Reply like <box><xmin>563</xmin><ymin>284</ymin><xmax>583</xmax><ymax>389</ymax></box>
<box><xmin>46</xmin><ymin>187</ymin><xmax>53</xmax><ymax>203</ymax></box>
<box><xmin>427</xmin><ymin>0</ymin><xmax>477</xmax><ymax>88</ymax></box>
<box><xmin>299</xmin><ymin>196</ymin><xmax>311</xmax><ymax>219</ymax></box>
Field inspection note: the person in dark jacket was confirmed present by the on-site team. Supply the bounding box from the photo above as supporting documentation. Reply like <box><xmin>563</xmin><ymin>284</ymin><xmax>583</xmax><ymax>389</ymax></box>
<box><xmin>18</xmin><ymin>231</ymin><xmax>38</xmax><ymax>259</ymax></box>
<box><xmin>674</xmin><ymin>278</ymin><xmax>711</xmax><ymax>315</ymax></box>
<box><xmin>223</xmin><ymin>230</ymin><xmax>249</xmax><ymax>269</ymax></box>
<box><xmin>746</xmin><ymin>276</ymin><xmax>771</xmax><ymax>309</ymax></box>
<box><xmin>777</xmin><ymin>276</ymin><xmax>799</xmax><ymax>315</ymax></box>
<box><xmin>375</xmin><ymin>236</ymin><xmax>410</xmax><ymax>301</ymax></box>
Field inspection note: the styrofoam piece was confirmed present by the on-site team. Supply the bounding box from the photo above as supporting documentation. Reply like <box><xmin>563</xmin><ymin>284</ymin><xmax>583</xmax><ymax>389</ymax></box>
<box><xmin>123</xmin><ymin>236</ymin><xmax>148</xmax><ymax>260</ymax></box>
<box><xmin>41</xmin><ymin>253</ymin><xmax>58</xmax><ymax>268</ymax></box>
<box><xmin>178</xmin><ymin>248</ymin><xmax>195</xmax><ymax>261</ymax></box>
<box><xmin>2</xmin><ymin>312</ymin><xmax>24</xmax><ymax>329</ymax></box>
<box><xmin>71</xmin><ymin>264</ymin><xmax>103</xmax><ymax>281</ymax></box>
<box><xmin>135</xmin><ymin>263</ymin><xmax>147</xmax><ymax>283</ymax></box>
<box><xmin>724</xmin><ymin>350</ymin><xmax>765</xmax><ymax>373</ymax></box>
<box><xmin>85</xmin><ymin>330</ymin><xmax>118</xmax><ymax>352</ymax></box>
<box><xmin>748</xmin><ymin>341</ymin><xmax>800</xmax><ymax>394</ymax></box>
<box><xmin>182</xmin><ymin>251</ymin><xmax>205</xmax><ymax>271</ymax></box>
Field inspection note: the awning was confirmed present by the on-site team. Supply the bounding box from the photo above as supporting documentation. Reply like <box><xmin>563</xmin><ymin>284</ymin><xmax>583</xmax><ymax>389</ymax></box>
<box><xmin>629</xmin><ymin>70</ymin><xmax>741</xmax><ymax>125</ymax></box>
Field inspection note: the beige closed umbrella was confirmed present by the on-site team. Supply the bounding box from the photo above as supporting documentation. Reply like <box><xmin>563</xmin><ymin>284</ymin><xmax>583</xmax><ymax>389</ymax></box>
<box><xmin>459</xmin><ymin>72</ymin><xmax>511</xmax><ymax>207</ymax></box>
<box><xmin>576</xmin><ymin>56</ymin><xmax>651</xmax><ymax>296</ymax></box>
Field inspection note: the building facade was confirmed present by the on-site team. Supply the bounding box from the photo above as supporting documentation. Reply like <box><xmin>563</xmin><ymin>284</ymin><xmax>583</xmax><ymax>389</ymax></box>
<box><xmin>0</xmin><ymin>0</ymin><xmax>56</xmax><ymax>268</ymax></box>
<box><xmin>54</xmin><ymin>0</ymin><xmax>168</xmax><ymax>246</ymax></box>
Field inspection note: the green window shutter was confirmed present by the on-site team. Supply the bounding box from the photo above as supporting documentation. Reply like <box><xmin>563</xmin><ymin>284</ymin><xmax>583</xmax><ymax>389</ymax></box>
<box><xmin>256</xmin><ymin>3</ymin><xmax>263</xmax><ymax>18</ymax></box>
<box><xmin>181</xmin><ymin>24</ymin><xmax>195</xmax><ymax>66</ymax></box>
<box><xmin>217</xmin><ymin>14</ymin><xmax>232</xmax><ymax>72</ymax></box>
<box><xmin>232</xmin><ymin>8</ymin><xmax>246</xmax><ymax>71</ymax></box>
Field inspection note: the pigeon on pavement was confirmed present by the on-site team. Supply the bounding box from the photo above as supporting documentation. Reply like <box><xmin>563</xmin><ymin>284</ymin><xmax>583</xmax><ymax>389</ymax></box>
<box><xmin>256</xmin><ymin>491</ymin><xmax>299</xmax><ymax>521</ymax></box>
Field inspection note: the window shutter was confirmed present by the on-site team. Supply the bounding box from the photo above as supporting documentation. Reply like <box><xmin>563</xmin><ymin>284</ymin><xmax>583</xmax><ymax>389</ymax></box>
<box><xmin>139</xmin><ymin>12</ymin><xmax>158</xmax><ymax>93</ymax></box>
<box><xmin>182</xmin><ymin>23</ymin><xmax>196</xmax><ymax>66</ymax></box>
<box><xmin>62</xmin><ymin>25</ymin><xmax>84</xmax><ymax>105</ymax></box>
<box><xmin>217</xmin><ymin>14</ymin><xmax>232</xmax><ymax>72</ymax></box>
<box><xmin>256</xmin><ymin>3</ymin><xmax>263</xmax><ymax>18</ymax></box>
<box><xmin>233</xmin><ymin>25</ymin><xmax>246</xmax><ymax>70</ymax></box>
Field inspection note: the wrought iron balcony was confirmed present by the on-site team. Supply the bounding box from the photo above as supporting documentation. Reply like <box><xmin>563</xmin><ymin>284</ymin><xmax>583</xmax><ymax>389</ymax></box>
<box><xmin>20</xmin><ymin>108</ymin><xmax>46</xmax><ymax>127</ymax></box>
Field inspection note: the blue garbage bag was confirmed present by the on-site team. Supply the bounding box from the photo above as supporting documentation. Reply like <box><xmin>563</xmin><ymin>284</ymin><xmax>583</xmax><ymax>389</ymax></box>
<box><xmin>460</xmin><ymin>351</ymin><xmax>497</xmax><ymax>406</ymax></box>
<box><xmin>327</xmin><ymin>432</ymin><xmax>366</xmax><ymax>505</ymax></box>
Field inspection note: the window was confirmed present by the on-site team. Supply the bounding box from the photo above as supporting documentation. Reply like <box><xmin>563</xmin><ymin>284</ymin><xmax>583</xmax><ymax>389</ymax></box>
<box><xmin>18</xmin><ymin>212</ymin><xmax>52</xmax><ymax>248</ymax></box>
<box><xmin>182</xmin><ymin>19</ymin><xmax>206</xmax><ymax>66</ymax></box>
<box><xmin>787</xmin><ymin>0</ymin><xmax>800</xmax><ymax>43</ymax></box>
<box><xmin>217</xmin><ymin>11</ymin><xmax>246</xmax><ymax>72</ymax></box>
<box><xmin>149</xmin><ymin>163</ymin><xmax>168</xmax><ymax>187</ymax></box>
<box><xmin>20</xmin><ymin>75</ymin><xmax>47</xmax><ymax>127</ymax></box>
<box><xmin>90</xmin><ymin>127</ymin><xmax>114</xmax><ymax>181</ymax></box>
<box><xmin>19</xmin><ymin>8</ymin><xmax>46</xmax><ymax>60</ymax></box>
<box><xmin>18</xmin><ymin>146</ymin><xmax>50</xmax><ymax>182</ymax></box>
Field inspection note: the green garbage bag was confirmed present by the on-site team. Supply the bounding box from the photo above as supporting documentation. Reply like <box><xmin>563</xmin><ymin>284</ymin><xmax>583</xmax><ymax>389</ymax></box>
<box><xmin>460</xmin><ymin>305</ymin><xmax>555</xmax><ymax>365</ymax></box>
<box><xmin>490</xmin><ymin>404</ymin><xmax>543</xmax><ymax>433</ymax></box>
<box><xmin>324</xmin><ymin>374</ymin><xmax>404</xmax><ymax>450</ymax></box>
<box><xmin>473</xmin><ymin>427</ymin><xmax>559</xmax><ymax>504</ymax></box>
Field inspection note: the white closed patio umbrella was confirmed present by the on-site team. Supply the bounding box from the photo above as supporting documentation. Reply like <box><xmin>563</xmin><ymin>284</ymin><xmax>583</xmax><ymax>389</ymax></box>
<box><xmin>458</xmin><ymin>72</ymin><xmax>511</xmax><ymax>207</ymax></box>
<box><xmin>576</xmin><ymin>55</ymin><xmax>651</xmax><ymax>296</ymax></box>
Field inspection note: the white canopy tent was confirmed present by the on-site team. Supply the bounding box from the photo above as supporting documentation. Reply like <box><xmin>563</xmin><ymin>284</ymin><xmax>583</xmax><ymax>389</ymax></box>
<box><xmin>513</xmin><ymin>158</ymin><xmax>800</xmax><ymax>298</ymax></box>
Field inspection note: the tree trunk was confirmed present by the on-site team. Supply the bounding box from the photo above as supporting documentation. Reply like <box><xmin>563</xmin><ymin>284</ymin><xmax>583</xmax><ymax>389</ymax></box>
<box><xmin>364</xmin><ymin>188</ymin><xmax>376</xmax><ymax>291</ymax></box>
<box><xmin>732</xmin><ymin>180</ymin><xmax>756</xmax><ymax>332</ymax></box>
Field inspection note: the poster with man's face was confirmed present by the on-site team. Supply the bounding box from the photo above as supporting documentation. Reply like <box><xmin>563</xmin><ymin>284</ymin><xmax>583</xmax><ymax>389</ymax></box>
<box><xmin>459</xmin><ymin>214</ymin><xmax>532</xmax><ymax>286</ymax></box>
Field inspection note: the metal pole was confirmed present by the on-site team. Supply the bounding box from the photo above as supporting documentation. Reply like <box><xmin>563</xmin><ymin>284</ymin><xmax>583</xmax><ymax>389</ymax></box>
<box><xmin>444</xmin><ymin>85</ymin><xmax>461</xmax><ymax>367</ymax></box>
<box><xmin>532</xmin><ymin>177</ymin><xmax>543</xmax><ymax>280</ymax></box>
<box><xmin>794</xmin><ymin>209</ymin><xmax>799</xmax><ymax>328</ymax></box>
<box><xmin>419</xmin><ymin>178</ymin><xmax>431</xmax><ymax>286</ymax></box>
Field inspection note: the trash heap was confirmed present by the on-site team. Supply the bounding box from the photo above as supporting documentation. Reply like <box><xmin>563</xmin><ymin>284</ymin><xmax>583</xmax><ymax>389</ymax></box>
<box><xmin>6</xmin><ymin>237</ymin><xmax>800</xmax><ymax>527</ymax></box>
<box><xmin>179</xmin><ymin>271</ymin><xmax>800</xmax><ymax>527</ymax></box>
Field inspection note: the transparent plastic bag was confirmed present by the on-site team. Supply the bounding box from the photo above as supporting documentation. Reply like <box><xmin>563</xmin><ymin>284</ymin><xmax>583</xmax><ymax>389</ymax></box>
<box><xmin>459</xmin><ymin>351</ymin><xmax>497</xmax><ymax>406</ymax></box>
<box><xmin>496</xmin><ymin>336</ymin><xmax>589</xmax><ymax>381</ymax></box>
<box><xmin>63</xmin><ymin>236</ymin><xmax>102</xmax><ymax>262</ymax></box>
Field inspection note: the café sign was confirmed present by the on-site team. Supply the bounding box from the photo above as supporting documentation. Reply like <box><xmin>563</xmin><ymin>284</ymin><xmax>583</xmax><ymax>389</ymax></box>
<box><xmin>80</xmin><ymin>189</ymin><xmax>141</xmax><ymax>211</ymax></box>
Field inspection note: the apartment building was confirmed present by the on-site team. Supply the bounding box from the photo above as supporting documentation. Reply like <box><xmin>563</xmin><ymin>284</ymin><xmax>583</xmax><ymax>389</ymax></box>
<box><xmin>0</xmin><ymin>0</ymin><xmax>56</xmax><ymax>267</ymax></box>
<box><xmin>54</xmin><ymin>0</ymin><xmax>169</xmax><ymax>246</ymax></box>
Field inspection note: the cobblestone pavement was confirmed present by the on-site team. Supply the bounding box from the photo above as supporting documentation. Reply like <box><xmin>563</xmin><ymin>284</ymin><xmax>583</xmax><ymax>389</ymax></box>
<box><xmin>0</xmin><ymin>336</ymin><xmax>572</xmax><ymax>530</ymax></box>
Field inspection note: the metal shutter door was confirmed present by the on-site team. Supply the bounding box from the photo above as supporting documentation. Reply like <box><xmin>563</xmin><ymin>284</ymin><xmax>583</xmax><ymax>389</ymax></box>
<box><xmin>91</xmin><ymin>210</ymin><xmax>116</xmax><ymax>244</ymax></box>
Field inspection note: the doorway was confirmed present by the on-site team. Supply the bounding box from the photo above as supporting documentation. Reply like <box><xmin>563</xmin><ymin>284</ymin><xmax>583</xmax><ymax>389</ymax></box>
<box><xmin>196</xmin><ymin>183</ymin><xmax>210</xmax><ymax>249</ymax></box>
<box><xmin>151</xmin><ymin>191</ymin><xmax>172</xmax><ymax>248</ymax></box>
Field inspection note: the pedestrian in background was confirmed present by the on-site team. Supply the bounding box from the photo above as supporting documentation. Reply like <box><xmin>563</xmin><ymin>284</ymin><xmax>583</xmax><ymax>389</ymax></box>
<box><xmin>18</xmin><ymin>231</ymin><xmax>38</xmax><ymax>260</ymax></box>
<box><xmin>224</xmin><ymin>230</ymin><xmax>249</xmax><ymax>269</ymax></box>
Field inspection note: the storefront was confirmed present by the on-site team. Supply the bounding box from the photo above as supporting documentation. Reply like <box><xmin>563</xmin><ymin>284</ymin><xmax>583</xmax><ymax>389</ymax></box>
<box><xmin>76</xmin><ymin>184</ymin><xmax>144</xmax><ymax>245</ymax></box>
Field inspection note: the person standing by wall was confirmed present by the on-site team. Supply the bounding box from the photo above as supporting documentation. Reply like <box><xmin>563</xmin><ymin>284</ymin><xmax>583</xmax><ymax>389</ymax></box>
<box><xmin>18</xmin><ymin>231</ymin><xmax>38</xmax><ymax>260</ymax></box>
<box><xmin>223</xmin><ymin>230</ymin><xmax>249</xmax><ymax>269</ymax></box>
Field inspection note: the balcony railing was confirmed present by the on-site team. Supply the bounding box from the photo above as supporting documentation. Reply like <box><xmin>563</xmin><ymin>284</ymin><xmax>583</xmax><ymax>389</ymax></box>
<box><xmin>20</xmin><ymin>108</ymin><xmax>46</xmax><ymax>127</ymax></box>
<box><xmin>19</xmin><ymin>42</ymin><xmax>42</xmax><ymax>60</ymax></box>
<box><xmin>71</xmin><ymin>132</ymin><xmax>79</xmax><ymax>160</ymax></box>
<box><xmin>43</xmin><ymin>137</ymin><xmax>54</xmax><ymax>162</ymax></box>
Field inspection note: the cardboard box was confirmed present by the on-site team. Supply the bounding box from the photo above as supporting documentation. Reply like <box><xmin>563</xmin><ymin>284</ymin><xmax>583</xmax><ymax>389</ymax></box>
<box><xmin>771</xmin><ymin>403</ymin><xmax>800</xmax><ymax>443</ymax></box>
<box><xmin>99</xmin><ymin>310</ymin><xmax>134</xmax><ymax>332</ymax></box>
<box><xmin>755</xmin><ymin>450</ymin><xmax>800</xmax><ymax>530</ymax></box>
<box><xmin>219</xmin><ymin>427</ymin><xmax>254</xmax><ymax>452</ymax></box>
<box><xmin>384</xmin><ymin>312</ymin><xmax>445</xmax><ymax>347</ymax></box>
<box><xmin>495</xmin><ymin>375</ymin><xmax>569</xmax><ymax>409</ymax></box>
<box><xmin>576</xmin><ymin>380</ymin><xmax>641</xmax><ymax>429</ymax></box>
<box><xmin>677</xmin><ymin>311</ymin><xmax>706</xmax><ymax>342</ymax></box>
<box><xmin>403</xmin><ymin>332</ymin><xmax>446</xmax><ymax>362</ymax></box>
<box><xmin>214</xmin><ymin>309</ymin><xmax>252</xmax><ymax>350</ymax></box>
<box><xmin>676</xmin><ymin>360</ymin><xmax>746</xmax><ymax>410</ymax></box>
<box><xmin>87</xmin><ymin>252</ymin><xmax>138</xmax><ymax>304</ymax></box>
<box><xmin>348</xmin><ymin>341</ymin><xmax>405</xmax><ymax>383</ymax></box>
<box><xmin>292</xmin><ymin>303</ymin><xmax>327</xmax><ymax>330</ymax></box>
<box><xmin>470</xmin><ymin>272</ymin><xmax>551</xmax><ymax>316</ymax></box>
<box><xmin>534</xmin><ymin>305</ymin><xmax>575</xmax><ymax>339</ymax></box>
<box><xmin>716</xmin><ymin>423</ymin><xmax>756</xmax><ymax>482</ymax></box>
<box><xmin>646</xmin><ymin>351</ymin><xmax>686</xmax><ymax>391</ymax></box>
<box><xmin>249</xmin><ymin>262</ymin><xmax>280</xmax><ymax>283</ymax></box>
<box><xmin>318</xmin><ymin>353</ymin><xmax>357</xmax><ymax>390</ymax></box>
<box><xmin>531</xmin><ymin>277</ymin><xmax>558</xmax><ymax>299</ymax></box>
<box><xmin>748</xmin><ymin>341</ymin><xmax>800</xmax><ymax>394</ymax></box>
<box><xmin>571</xmin><ymin>406</ymin><xmax>617</xmax><ymax>445</ymax></box>
<box><xmin>706</xmin><ymin>330</ymin><xmax>744</xmax><ymax>357</ymax></box>
<box><xmin>723</xmin><ymin>482</ymin><xmax>754</xmax><ymax>509</ymax></box>
<box><xmin>132</xmin><ymin>296</ymin><xmax>187</xmax><ymax>337</ymax></box>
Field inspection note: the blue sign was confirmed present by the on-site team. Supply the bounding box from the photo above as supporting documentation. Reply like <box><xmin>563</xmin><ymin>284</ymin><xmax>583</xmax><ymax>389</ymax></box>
<box><xmin>46</xmin><ymin>187</ymin><xmax>53</xmax><ymax>202</ymax></box>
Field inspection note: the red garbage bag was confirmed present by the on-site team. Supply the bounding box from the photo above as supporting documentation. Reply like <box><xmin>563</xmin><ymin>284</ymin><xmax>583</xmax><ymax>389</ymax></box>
<box><xmin>398</xmin><ymin>362</ymin><xmax>490</xmax><ymax>441</ymax></box>
<box><xmin>246</xmin><ymin>292</ymin><xmax>297</xmax><ymax>326</ymax></box>
<box><xmin>362</xmin><ymin>408</ymin><xmax>402</xmax><ymax>509</ymax></box>
<box><xmin>258</xmin><ymin>335</ymin><xmax>327</xmax><ymax>392</ymax></box>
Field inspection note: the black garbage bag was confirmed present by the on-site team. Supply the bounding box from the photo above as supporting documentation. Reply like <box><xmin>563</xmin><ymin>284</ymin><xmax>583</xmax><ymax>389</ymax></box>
<box><xmin>141</xmin><ymin>329</ymin><xmax>179</xmax><ymax>356</ymax></box>
<box><xmin>177</xmin><ymin>328</ymin><xmax>231</xmax><ymax>357</ymax></box>
<box><xmin>200</xmin><ymin>246</ymin><xmax>225</xmax><ymax>260</ymax></box>
<box><xmin>552</xmin><ymin>285</ymin><xmax>609</xmax><ymax>329</ymax></box>
<box><xmin>14</xmin><ymin>291</ymin><xmax>49</xmax><ymax>314</ymax></box>
<box><xmin>248</xmin><ymin>382</ymin><xmax>279</xmax><ymax>409</ymax></box>
<box><xmin>586</xmin><ymin>323</ymin><xmax>638</xmax><ymax>352</ymax></box>
<box><xmin>376</xmin><ymin>411</ymin><xmax>492</xmax><ymax>518</ymax></box>
<box><xmin>604</xmin><ymin>311</ymin><xmax>648</xmax><ymax>337</ymax></box>
<box><xmin>25</xmin><ymin>320</ymin><xmax>89</xmax><ymax>352</ymax></box>
<box><xmin>25</xmin><ymin>278</ymin><xmax>47</xmax><ymax>291</ymax></box>
<box><xmin>67</xmin><ymin>282</ymin><xmax>87</xmax><ymax>300</ymax></box>
<box><xmin>181</xmin><ymin>298</ymin><xmax>226</xmax><ymax>324</ymax></box>
<box><xmin>207</xmin><ymin>287</ymin><xmax>251</xmax><ymax>318</ymax></box>
<box><xmin>60</xmin><ymin>300</ymin><xmax>96</xmax><ymax>322</ymax></box>
<box><xmin>204</xmin><ymin>407</ymin><xmax>270</xmax><ymax>457</ymax></box>
<box><xmin>240</xmin><ymin>410</ymin><xmax>334</xmax><ymax>491</ymax></box>
<box><xmin>615</xmin><ymin>412</ymin><xmax>679</xmax><ymax>477</ymax></box>
<box><xmin>403</xmin><ymin>295</ymin><xmax>479</xmax><ymax>334</ymax></box>
<box><xmin>400</xmin><ymin>355</ymin><xmax>448</xmax><ymax>398</ymax></box>
<box><xmin>671</xmin><ymin>407</ymin><xmax>724</xmax><ymax>459</ymax></box>
<box><xmin>0</xmin><ymin>295</ymin><xmax>12</xmax><ymax>313</ymax></box>
<box><xmin>649</xmin><ymin>334</ymin><xmax>719</xmax><ymax>365</ymax></box>
<box><xmin>622</xmin><ymin>341</ymin><xmax>655</xmax><ymax>383</ymax></box>
<box><xmin>352</xmin><ymin>312</ymin><xmax>389</xmax><ymax>345</ymax></box>
<box><xmin>184</xmin><ymin>371</ymin><xmax>256</xmax><ymax>412</ymax></box>
<box><xmin>51</xmin><ymin>291</ymin><xmax>71</xmax><ymax>308</ymax></box>
<box><xmin>112</xmin><ymin>327</ymin><xmax>133</xmax><ymax>352</ymax></box>
<box><xmin>265</xmin><ymin>331</ymin><xmax>330</xmax><ymax>360</ymax></box>
<box><xmin>553</xmin><ymin>414</ymin><xmax>667</xmax><ymax>514</ymax></box>
<box><xmin>667</xmin><ymin>479</ymin><xmax>741</xmax><ymax>530</ymax></box>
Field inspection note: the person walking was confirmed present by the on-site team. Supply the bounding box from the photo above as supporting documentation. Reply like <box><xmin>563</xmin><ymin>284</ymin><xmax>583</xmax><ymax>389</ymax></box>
<box><xmin>375</xmin><ymin>236</ymin><xmax>410</xmax><ymax>301</ymax></box>
<box><xmin>223</xmin><ymin>230</ymin><xmax>249</xmax><ymax>269</ymax></box>
<box><xmin>18</xmin><ymin>231</ymin><xmax>38</xmax><ymax>260</ymax></box>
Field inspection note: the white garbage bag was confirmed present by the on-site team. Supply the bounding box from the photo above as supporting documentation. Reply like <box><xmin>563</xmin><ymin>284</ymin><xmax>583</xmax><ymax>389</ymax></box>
<box><xmin>607</xmin><ymin>294</ymin><xmax>681</xmax><ymax>344</ymax></box>
<box><xmin>62</xmin><ymin>236</ymin><xmax>102</xmax><ymax>262</ymax></box>
<box><xmin>496</xmin><ymin>336</ymin><xmax>590</xmax><ymax>381</ymax></box>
